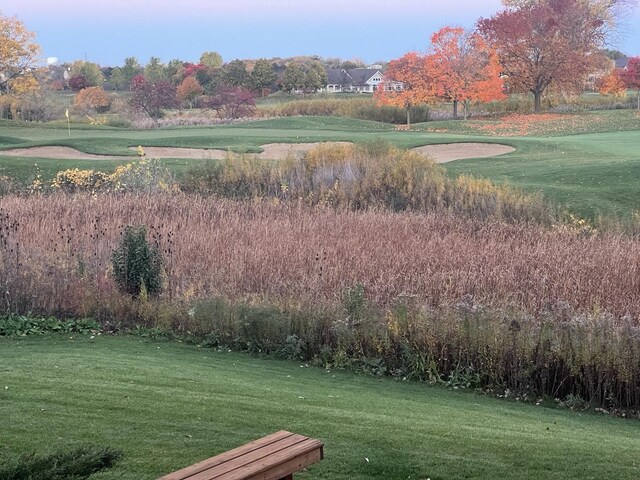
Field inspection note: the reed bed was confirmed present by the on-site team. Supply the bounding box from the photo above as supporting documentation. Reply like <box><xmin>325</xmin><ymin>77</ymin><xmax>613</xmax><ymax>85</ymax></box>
<box><xmin>2</xmin><ymin>193</ymin><xmax>640</xmax><ymax>407</ymax></box>
<box><xmin>1</xmin><ymin>193</ymin><xmax>637</xmax><ymax>319</ymax></box>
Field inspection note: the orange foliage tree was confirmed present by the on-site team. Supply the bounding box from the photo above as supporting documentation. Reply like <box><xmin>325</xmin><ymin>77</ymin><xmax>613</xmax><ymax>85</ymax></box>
<box><xmin>176</xmin><ymin>76</ymin><xmax>204</xmax><ymax>108</ymax></box>
<box><xmin>374</xmin><ymin>52</ymin><xmax>437</xmax><ymax>127</ymax></box>
<box><xmin>428</xmin><ymin>26</ymin><xmax>506</xmax><ymax>119</ymax></box>
<box><xmin>598</xmin><ymin>70</ymin><xmax>626</xmax><ymax>98</ymax></box>
<box><xmin>74</xmin><ymin>86</ymin><xmax>110</xmax><ymax>113</ymax></box>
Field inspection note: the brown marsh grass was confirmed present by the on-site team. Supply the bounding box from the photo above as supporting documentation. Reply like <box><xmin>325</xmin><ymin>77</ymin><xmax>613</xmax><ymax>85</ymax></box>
<box><xmin>1</xmin><ymin>193</ymin><xmax>637</xmax><ymax>320</ymax></box>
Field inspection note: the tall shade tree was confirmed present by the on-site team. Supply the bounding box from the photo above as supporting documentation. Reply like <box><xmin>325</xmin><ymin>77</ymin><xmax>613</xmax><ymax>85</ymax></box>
<box><xmin>110</xmin><ymin>57</ymin><xmax>143</xmax><ymax>90</ymax></box>
<box><xmin>199</xmin><ymin>51</ymin><xmax>223</xmax><ymax>68</ymax></box>
<box><xmin>478</xmin><ymin>0</ymin><xmax>608</xmax><ymax>112</ymax></box>
<box><xmin>0</xmin><ymin>13</ymin><xmax>40</xmax><ymax>95</ymax></box>
<box><xmin>69</xmin><ymin>60</ymin><xmax>104</xmax><ymax>87</ymax></box>
<box><xmin>144</xmin><ymin>56</ymin><xmax>167</xmax><ymax>83</ymax></box>
<box><xmin>428</xmin><ymin>26</ymin><xmax>506</xmax><ymax>119</ymax></box>
<box><xmin>251</xmin><ymin>58</ymin><xmax>277</xmax><ymax>96</ymax></box>
<box><xmin>620</xmin><ymin>57</ymin><xmax>640</xmax><ymax>109</ymax></box>
<box><xmin>375</xmin><ymin>52</ymin><xmax>437</xmax><ymax>126</ymax></box>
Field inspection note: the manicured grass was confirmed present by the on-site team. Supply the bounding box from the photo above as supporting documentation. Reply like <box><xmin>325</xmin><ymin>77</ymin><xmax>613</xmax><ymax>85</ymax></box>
<box><xmin>1</xmin><ymin>114</ymin><xmax>639</xmax><ymax>218</ymax></box>
<box><xmin>1</xmin><ymin>335</ymin><xmax>639</xmax><ymax>480</ymax></box>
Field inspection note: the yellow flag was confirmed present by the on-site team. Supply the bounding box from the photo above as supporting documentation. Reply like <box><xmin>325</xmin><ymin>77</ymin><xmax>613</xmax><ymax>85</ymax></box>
<box><xmin>65</xmin><ymin>108</ymin><xmax>69</xmax><ymax>119</ymax></box>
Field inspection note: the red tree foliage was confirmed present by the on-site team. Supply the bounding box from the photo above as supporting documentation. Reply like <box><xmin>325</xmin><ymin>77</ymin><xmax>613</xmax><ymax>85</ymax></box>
<box><xmin>478</xmin><ymin>0</ymin><xmax>607</xmax><ymax>112</ymax></box>
<box><xmin>199</xmin><ymin>86</ymin><xmax>255</xmax><ymax>119</ymax></box>
<box><xmin>620</xmin><ymin>57</ymin><xmax>640</xmax><ymax>109</ymax></box>
<box><xmin>68</xmin><ymin>75</ymin><xmax>88</xmax><ymax>91</ymax></box>
<box><xmin>129</xmin><ymin>78</ymin><xmax>178</xmax><ymax>119</ymax></box>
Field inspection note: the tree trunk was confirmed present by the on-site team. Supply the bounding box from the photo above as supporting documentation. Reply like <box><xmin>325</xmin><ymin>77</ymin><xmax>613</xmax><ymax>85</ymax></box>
<box><xmin>406</xmin><ymin>107</ymin><xmax>411</xmax><ymax>128</ymax></box>
<box><xmin>637</xmin><ymin>90</ymin><xmax>639</xmax><ymax>110</ymax></box>
<box><xmin>453</xmin><ymin>99</ymin><xmax>458</xmax><ymax>119</ymax></box>
<box><xmin>463</xmin><ymin>101</ymin><xmax>469</xmax><ymax>120</ymax></box>
<box><xmin>534</xmin><ymin>90</ymin><xmax>542</xmax><ymax>113</ymax></box>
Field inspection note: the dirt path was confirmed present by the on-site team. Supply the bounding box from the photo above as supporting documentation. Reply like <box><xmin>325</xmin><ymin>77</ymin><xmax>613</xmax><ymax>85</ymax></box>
<box><xmin>0</xmin><ymin>142</ymin><xmax>515</xmax><ymax>163</ymax></box>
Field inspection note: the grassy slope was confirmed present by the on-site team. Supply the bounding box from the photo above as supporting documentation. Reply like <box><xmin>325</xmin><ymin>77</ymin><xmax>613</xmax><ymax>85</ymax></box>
<box><xmin>0</xmin><ymin>113</ymin><xmax>639</xmax><ymax>217</ymax></box>
<box><xmin>1</xmin><ymin>335</ymin><xmax>640</xmax><ymax>480</ymax></box>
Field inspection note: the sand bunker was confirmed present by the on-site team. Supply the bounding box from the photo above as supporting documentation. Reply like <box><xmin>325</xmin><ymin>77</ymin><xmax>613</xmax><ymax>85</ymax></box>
<box><xmin>129</xmin><ymin>146</ymin><xmax>227</xmax><ymax>159</ymax></box>
<box><xmin>412</xmin><ymin>143</ymin><xmax>515</xmax><ymax>163</ymax></box>
<box><xmin>0</xmin><ymin>146</ymin><xmax>123</xmax><ymax>160</ymax></box>
<box><xmin>0</xmin><ymin>142</ymin><xmax>515</xmax><ymax>163</ymax></box>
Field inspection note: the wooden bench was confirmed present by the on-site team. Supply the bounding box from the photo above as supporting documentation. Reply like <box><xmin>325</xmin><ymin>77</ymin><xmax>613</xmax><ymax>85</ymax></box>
<box><xmin>158</xmin><ymin>431</ymin><xmax>324</xmax><ymax>480</ymax></box>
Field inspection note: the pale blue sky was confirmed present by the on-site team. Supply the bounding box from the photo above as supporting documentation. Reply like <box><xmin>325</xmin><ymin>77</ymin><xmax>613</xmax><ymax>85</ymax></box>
<box><xmin>1</xmin><ymin>0</ymin><xmax>638</xmax><ymax>66</ymax></box>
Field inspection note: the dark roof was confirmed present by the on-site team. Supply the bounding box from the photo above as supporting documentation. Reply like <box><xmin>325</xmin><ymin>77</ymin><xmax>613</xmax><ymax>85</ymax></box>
<box><xmin>615</xmin><ymin>57</ymin><xmax>629</xmax><ymax>69</ymax></box>
<box><xmin>325</xmin><ymin>68</ymin><xmax>382</xmax><ymax>86</ymax></box>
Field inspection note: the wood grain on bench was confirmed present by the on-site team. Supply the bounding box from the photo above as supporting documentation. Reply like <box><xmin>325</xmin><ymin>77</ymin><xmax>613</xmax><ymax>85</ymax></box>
<box><xmin>158</xmin><ymin>431</ymin><xmax>324</xmax><ymax>480</ymax></box>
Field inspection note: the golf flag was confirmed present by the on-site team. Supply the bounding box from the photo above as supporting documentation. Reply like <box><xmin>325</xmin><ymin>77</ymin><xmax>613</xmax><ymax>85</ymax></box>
<box><xmin>65</xmin><ymin>108</ymin><xmax>70</xmax><ymax>136</ymax></box>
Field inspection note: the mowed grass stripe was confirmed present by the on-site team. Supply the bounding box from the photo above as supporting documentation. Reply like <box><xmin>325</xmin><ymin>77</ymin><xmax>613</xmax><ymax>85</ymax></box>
<box><xmin>1</xmin><ymin>335</ymin><xmax>639</xmax><ymax>480</ymax></box>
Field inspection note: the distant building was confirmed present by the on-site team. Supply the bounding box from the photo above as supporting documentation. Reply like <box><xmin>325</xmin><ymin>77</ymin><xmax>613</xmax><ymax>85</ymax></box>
<box><xmin>324</xmin><ymin>68</ymin><xmax>403</xmax><ymax>93</ymax></box>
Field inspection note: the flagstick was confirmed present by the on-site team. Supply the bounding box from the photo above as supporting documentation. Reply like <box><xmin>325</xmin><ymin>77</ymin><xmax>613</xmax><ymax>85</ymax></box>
<box><xmin>67</xmin><ymin>115</ymin><xmax>70</xmax><ymax>137</ymax></box>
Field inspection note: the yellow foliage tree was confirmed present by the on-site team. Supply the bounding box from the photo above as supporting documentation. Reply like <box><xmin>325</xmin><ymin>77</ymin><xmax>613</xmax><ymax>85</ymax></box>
<box><xmin>0</xmin><ymin>13</ymin><xmax>40</xmax><ymax>95</ymax></box>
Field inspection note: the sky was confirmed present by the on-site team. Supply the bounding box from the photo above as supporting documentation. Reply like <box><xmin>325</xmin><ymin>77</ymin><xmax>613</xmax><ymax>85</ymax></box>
<box><xmin>1</xmin><ymin>0</ymin><xmax>639</xmax><ymax>67</ymax></box>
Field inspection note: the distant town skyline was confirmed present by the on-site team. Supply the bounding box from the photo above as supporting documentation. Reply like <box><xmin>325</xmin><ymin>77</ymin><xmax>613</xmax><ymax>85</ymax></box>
<box><xmin>2</xmin><ymin>0</ymin><xmax>639</xmax><ymax>66</ymax></box>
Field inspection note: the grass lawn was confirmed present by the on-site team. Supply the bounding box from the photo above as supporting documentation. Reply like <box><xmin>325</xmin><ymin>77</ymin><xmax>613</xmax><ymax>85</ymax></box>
<box><xmin>0</xmin><ymin>112</ymin><xmax>639</xmax><ymax>218</ymax></box>
<box><xmin>1</xmin><ymin>335</ymin><xmax>640</xmax><ymax>480</ymax></box>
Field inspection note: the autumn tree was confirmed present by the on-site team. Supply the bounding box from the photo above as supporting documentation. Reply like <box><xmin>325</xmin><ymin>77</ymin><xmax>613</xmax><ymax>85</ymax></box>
<box><xmin>251</xmin><ymin>58</ymin><xmax>276</xmax><ymax>96</ymax></box>
<box><xmin>69</xmin><ymin>60</ymin><xmax>104</xmax><ymax>87</ymax></box>
<box><xmin>478</xmin><ymin>0</ymin><xmax>608</xmax><ymax>112</ymax></box>
<box><xmin>69</xmin><ymin>75</ymin><xmax>89</xmax><ymax>91</ymax></box>
<box><xmin>375</xmin><ymin>52</ymin><xmax>437</xmax><ymax>126</ymax></box>
<box><xmin>620</xmin><ymin>57</ymin><xmax>640</xmax><ymax>109</ymax></box>
<box><xmin>129</xmin><ymin>78</ymin><xmax>178</xmax><ymax>119</ymax></box>
<box><xmin>0</xmin><ymin>13</ymin><xmax>40</xmax><ymax>95</ymax></box>
<box><xmin>176</xmin><ymin>76</ymin><xmax>204</xmax><ymax>108</ymax></box>
<box><xmin>199</xmin><ymin>51</ymin><xmax>223</xmax><ymax>68</ymax></box>
<box><xmin>199</xmin><ymin>87</ymin><xmax>255</xmax><ymax>119</ymax></box>
<box><xmin>598</xmin><ymin>70</ymin><xmax>627</xmax><ymax>97</ymax></box>
<box><xmin>428</xmin><ymin>26</ymin><xmax>506</xmax><ymax>119</ymax></box>
<box><xmin>74</xmin><ymin>86</ymin><xmax>111</xmax><ymax>113</ymax></box>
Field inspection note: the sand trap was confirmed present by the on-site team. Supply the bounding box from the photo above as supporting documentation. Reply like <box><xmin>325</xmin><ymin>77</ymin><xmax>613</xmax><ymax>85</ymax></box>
<box><xmin>412</xmin><ymin>143</ymin><xmax>515</xmax><ymax>163</ymax></box>
<box><xmin>0</xmin><ymin>142</ymin><xmax>514</xmax><ymax>163</ymax></box>
<box><xmin>258</xmin><ymin>142</ymin><xmax>352</xmax><ymax>158</ymax></box>
<box><xmin>129</xmin><ymin>146</ymin><xmax>227</xmax><ymax>159</ymax></box>
<box><xmin>0</xmin><ymin>146</ymin><xmax>123</xmax><ymax>160</ymax></box>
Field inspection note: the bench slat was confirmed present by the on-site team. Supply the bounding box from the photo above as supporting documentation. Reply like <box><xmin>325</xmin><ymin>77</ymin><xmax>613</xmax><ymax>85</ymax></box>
<box><xmin>158</xmin><ymin>431</ymin><xmax>295</xmax><ymax>480</ymax></box>
<box><xmin>186</xmin><ymin>435</ymin><xmax>312</xmax><ymax>480</ymax></box>
<box><xmin>217</xmin><ymin>439</ymin><xmax>324</xmax><ymax>480</ymax></box>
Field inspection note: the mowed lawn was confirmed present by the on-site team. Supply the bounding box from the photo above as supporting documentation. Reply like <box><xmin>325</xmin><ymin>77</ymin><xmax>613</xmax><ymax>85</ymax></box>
<box><xmin>1</xmin><ymin>112</ymin><xmax>639</xmax><ymax>217</ymax></box>
<box><xmin>1</xmin><ymin>335</ymin><xmax>640</xmax><ymax>480</ymax></box>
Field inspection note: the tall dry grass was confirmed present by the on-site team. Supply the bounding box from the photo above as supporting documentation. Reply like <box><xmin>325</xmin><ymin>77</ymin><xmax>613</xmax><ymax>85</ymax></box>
<box><xmin>1</xmin><ymin>194</ymin><xmax>637</xmax><ymax>319</ymax></box>
<box><xmin>2</xmin><ymin>194</ymin><xmax>640</xmax><ymax>407</ymax></box>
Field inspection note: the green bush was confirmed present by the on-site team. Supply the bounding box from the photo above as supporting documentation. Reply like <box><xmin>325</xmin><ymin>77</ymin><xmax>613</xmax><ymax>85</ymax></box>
<box><xmin>0</xmin><ymin>316</ymin><xmax>99</xmax><ymax>336</ymax></box>
<box><xmin>0</xmin><ymin>444</ymin><xmax>122</xmax><ymax>480</ymax></box>
<box><xmin>111</xmin><ymin>225</ymin><xmax>163</xmax><ymax>297</ymax></box>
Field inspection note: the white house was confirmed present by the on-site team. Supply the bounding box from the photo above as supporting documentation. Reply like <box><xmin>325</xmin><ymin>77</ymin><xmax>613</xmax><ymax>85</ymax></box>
<box><xmin>325</xmin><ymin>68</ymin><xmax>403</xmax><ymax>93</ymax></box>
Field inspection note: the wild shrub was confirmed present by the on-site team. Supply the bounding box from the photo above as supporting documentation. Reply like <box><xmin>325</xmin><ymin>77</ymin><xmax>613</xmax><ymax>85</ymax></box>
<box><xmin>111</xmin><ymin>225</ymin><xmax>163</xmax><ymax>297</ymax></box>
<box><xmin>182</xmin><ymin>143</ymin><xmax>554</xmax><ymax>224</ymax></box>
<box><xmin>0</xmin><ymin>444</ymin><xmax>122</xmax><ymax>480</ymax></box>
